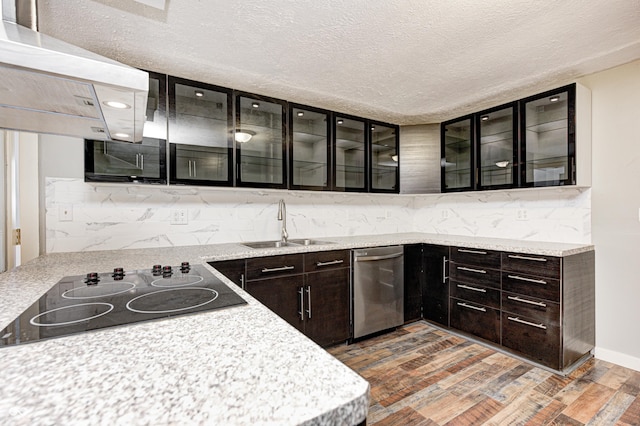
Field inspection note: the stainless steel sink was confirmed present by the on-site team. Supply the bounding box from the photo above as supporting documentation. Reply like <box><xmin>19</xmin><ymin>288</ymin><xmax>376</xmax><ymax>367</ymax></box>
<box><xmin>241</xmin><ymin>241</ymin><xmax>299</xmax><ymax>249</ymax></box>
<box><xmin>288</xmin><ymin>239</ymin><xmax>334</xmax><ymax>246</ymax></box>
<box><xmin>241</xmin><ymin>239</ymin><xmax>334</xmax><ymax>249</ymax></box>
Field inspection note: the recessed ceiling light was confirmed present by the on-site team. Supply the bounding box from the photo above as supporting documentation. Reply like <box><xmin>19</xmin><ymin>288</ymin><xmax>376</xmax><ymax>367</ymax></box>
<box><xmin>195</xmin><ymin>90</ymin><xmax>204</xmax><ymax>97</ymax></box>
<box><xmin>549</xmin><ymin>96</ymin><xmax>560</xmax><ymax>102</ymax></box>
<box><xmin>337</xmin><ymin>119</ymin><xmax>344</xmax><ymax>125</ymax></box>
<box><xmin>297</xmin><ymin>111</ymin><xmax>304</xmax><ymax>117</ymax></box>
<box><xmin>481</xmin><ymin>115</ymin><xmax>489</xmax><ymax>121</ymax></box>
<box><xmin>104</xmin><ymin>101</ymin><xmax>131</xmax><ymax>109</ymax></box>
<box><xmin>252</xmin><ymin>102</ymin><xmax>260</xmax><ymax>108</ymax></box>
<box><xmin>114</xmin><ymin>133</ymin><xmax>130</xmax><ymax>139</ymax></box>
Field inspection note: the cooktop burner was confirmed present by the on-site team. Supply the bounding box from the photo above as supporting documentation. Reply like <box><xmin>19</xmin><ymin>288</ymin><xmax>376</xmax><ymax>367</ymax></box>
<box><xmin>0</xmin><ymin>263</ymin><xmax>246</xmax><ymax>347</ymax></box>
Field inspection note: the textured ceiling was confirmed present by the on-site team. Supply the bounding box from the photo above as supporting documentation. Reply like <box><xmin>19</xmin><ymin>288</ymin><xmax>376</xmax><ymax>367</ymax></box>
<box><xmin>36</xmin><ymin>0</ymin><xmax>640</xmax><ymax>125</ymax></box>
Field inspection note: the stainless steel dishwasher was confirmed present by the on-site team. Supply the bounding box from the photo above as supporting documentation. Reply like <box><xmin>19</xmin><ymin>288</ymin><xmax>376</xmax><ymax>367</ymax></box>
<box><xmin>352</xmin><ymin>245</ymin><xmax>404</xmax><ymax>339</ymax></box>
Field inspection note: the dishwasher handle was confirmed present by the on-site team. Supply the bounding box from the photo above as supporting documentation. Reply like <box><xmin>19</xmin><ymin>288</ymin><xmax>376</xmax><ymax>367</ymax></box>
<box><xmin>355</xmin><ymin>252</ymin><xmax>403</xmax><ymax>262</ymax></box>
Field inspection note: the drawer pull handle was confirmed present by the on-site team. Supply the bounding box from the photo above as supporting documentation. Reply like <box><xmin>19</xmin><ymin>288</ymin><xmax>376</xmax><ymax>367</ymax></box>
<box><xmin>457</xmin><ymin>284</ymin><xmax>486</xmax><ymax>293</ymax></box>
<box><xmin>458</xmin><ymin>249</ymin><xmax>487</xmax><ymax>255</ymax></box>
<box><xmin>508</xmin><ymin>316</ymin><xmax>547</xmax><ymax>330</ymax></box>
<box><xmin>261</xmin><ymin>265</ymin><xmax>295</xmax><ymax>273</ymax></box>
<box><xmin>457</xmin><ymin>302</ymin><xmax>486</xmax><ymax>312</ymax></box>
<box><xmin>316</xmin><ymin>259</ymin><xmax>344</xmax><ymax>267</ymax></box>
<box><xmin>457</xmin><ymin>266</ymin><xmax>487</xmax><ymax>274</ymax></box>
<box><xmin>507</xmin><ymin>295</ymin><xmax>547</xmax><ymax>308</ymax></box>
<box><xmin>507</xmin><ymin>274</ymin><xmax>547</xmax><ymax>285</ymax></box>
<box><xmin>508</xmin><ymin>254</ymin><xmax>548</xmax><ymax>262</ymax></box>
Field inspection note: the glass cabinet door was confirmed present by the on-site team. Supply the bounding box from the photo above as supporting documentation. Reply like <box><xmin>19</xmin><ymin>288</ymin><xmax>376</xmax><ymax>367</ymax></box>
<box><xmin>236</xmin><ymin>94</ymin><xmax>287</xmax><ymax>188</ymax></box>
<box><xmin>441</xmin><ymin>116</ymin><xmax>473</xmax><ymax>191</ymax></box>
<box><xmin>168</xmin><ymin>77</ymin><xmax>233</xmax><ymax>186</ymax></box>
<box><xmin>85</xmin><ymin>71</ymin><xmax>167</xmax><ymax>184</ymax></box>
<box><xmin>370</xmin><ymin>122</ymin><xmax>399</xmax><ymax>192</ymax></box>
<box><xmin>289</xmin><ymin>105</ymin><xmax>330</xmax><ymax>190</ymax></box>
<box><xmin>334</xmin><ymin>116</ymin><xmax>366</xmax><ymax>191</ymax></box>
<box><xmin>520</xmin><ymin>85</ymin><xmax>575</xmax><ymax>187</ymax></box>
<box><xmin>477</xmin><ymin>104</ymin><xmax>516</xmax><ymax>189</ymax></box>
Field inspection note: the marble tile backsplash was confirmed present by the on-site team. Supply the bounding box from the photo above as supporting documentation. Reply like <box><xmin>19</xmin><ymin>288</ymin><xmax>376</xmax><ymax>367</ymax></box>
<box><xmin>45</xmin><ymin>178</ymin><xmax>591</xmax><ymax>252</ymax></box>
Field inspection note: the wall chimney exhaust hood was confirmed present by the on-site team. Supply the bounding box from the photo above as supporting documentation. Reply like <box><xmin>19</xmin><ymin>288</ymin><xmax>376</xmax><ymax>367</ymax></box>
<box><xmin>0</xmin><ymin>2</ymin><xmax>148</xmax><ymax>142</ymax></box>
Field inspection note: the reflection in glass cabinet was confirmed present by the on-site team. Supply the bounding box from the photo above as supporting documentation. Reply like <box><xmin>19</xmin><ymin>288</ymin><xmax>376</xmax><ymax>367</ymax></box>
<box><xmin>371</xmin><ymin>123</ymin><xmax>398</xmax><ymax>192</ymax></box>
<box><xmin>521</xmin><ymin>85</ymin><xmax>575</xmax><ymax>186</ymax></box>
<box><xmin>335</xmin><ymin>116</ymin><xmax>366</xmax><ymax>191</ymax></box>
<box><xmin>85</xmin><ymin>71</ymin><xmax>167</xmax><ymax>183</ymax></box>
<box><xmin>478</xmin><ymin>104</ymin><xmax>516</xmax><ymax>189</ymax></box>
<box><xmin>236</xmin><ymin>95</ymin><xmax>286</xmax><ymax>188</ymax></box>
<box><xmin>442</xmin><ymin>117</ymin><xmax>473</xmax><ymax>191</ymax></box>
<box><xmin>169</xmin><ymin>77</ymin><xmax>232</xmax><ymax>185</ymax></box>
<box><xmin>290</xmin><ymin>106</ymin><xmax>329</xmax><ymax>190</ymax></box>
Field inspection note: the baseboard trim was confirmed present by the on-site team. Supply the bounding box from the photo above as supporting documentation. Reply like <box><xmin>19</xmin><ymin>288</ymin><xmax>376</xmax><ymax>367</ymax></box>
<box><xmin>595</xmin><ymin>346</ymin><xmax>640</xmax><ymax>372</ymax></box>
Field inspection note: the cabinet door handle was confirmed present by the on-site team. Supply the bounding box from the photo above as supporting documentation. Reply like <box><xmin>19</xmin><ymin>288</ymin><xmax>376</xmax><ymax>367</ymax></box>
<box><xmin>261</xmin><ymin>265</ymin><xmax>295</xmax><ymax>273</ymax></box>
<box><xmin>316</xmin><ymin>259</ymin><xmax>344</xmax><ymax>267</ymax></box>
<box><xmin>457</xmin><ymin>302</ymin><xmax>486</xmax><ymax>312</ymax></box>
<box><xmin>193</xmin><ymin>160</ymin><xmax>196</xmax><ymax>177</ymax></box>
<box><xmin>188</xmin><ymin>160</ymin><xmax>192</xmax><ymax>177</ymax></box>
<box><xmin>457</xmin><ymin>284</ymin><xmax>486</xmax><ymax>293</ymax></box>
<box><xmin>508</xmin><ymin>254</ymin><xmax>547</xmax><ymax>262</ymax></box>
<box><xmin>458</xmin><ymin>249</ymin><xmax>487</xmax><ymax>255</ymax></box>
<box><xmin>508</xmin><ymin>316</ymin><xmax>547</xmax><ymax>330</ymax></box>
<box><xmin>240</xmin><ymin>273</ymin><xmax>245</xmax><ymax>290</ymax></box>
<box><xmin>457</xmin><ymin>266</ymin><xmax>487</xmax><ymax>274</ymax></box>
<box><xmin>135</xmin><ymin>153</ymin><xmax>140</xmax><ymax>168</ymax></box>
<box><xmin>298</xmin><ymin>287</ymin><xmax>304</xmax><ymax>321</ymax></box>
<box><xmin>306</xmin><ymin>286</ymin><xmax>312</xmax><ymax>319</ymax></box>
<box><xmin>140</xmin><ymin>154</ymin><xmax>144</xmax><ymax>170</ymax></box>
<box><xmin>442</xmin><ymin>256</ymin><xmax>448</xmax><ymax>283</ymax></box>
<box><xmin>507</xmin><ymin>274</ymin><xmax>547</xmax><ymax>285</ymax></box>
<box><xmin>507</xmin><ymin>295</ymin><xmax>547</xmax><ymax>308</ymax></box>
<box><xmin>355</xmin><ymin>252</ymin><xmax>403</xmax><ymax>262</ymax></box>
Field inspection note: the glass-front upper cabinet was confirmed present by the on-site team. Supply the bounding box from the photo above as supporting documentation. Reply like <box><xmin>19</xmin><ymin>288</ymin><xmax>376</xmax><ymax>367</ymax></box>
<box><xmin>289</xmin><ymin>105</ymin><xmax>330</xmax><ymax>190</ymax></box>
<box><xmin>334</xmin><ymin>116</ymin><xmax>366</xmax><ymax>191</ymax></box>
<box><xmin>168</xmin><ymin>77</ymin><xmax>233</xmax><ymax>186</ymax></box>
<box><xmin>370</xmin><ymin>122</ymin><xmax>399</xmax><ymax>192</ymax></box>
<box><xmin>85</xmin><ymin>71</ymin><xmax>167</xmax><ymax>184</ymax></box>
<box><xmin>477</xmin><ymin>103</ymin><xmax>517</xmax><ymax>190</ymax></box>
<box><xmin>236</xmin><ymin>94</ymin><xmax>287</xmax><ymax>188</ymax></box>
<box><xmin>520</xmin><ymin>84</ymin><xmax>576</xmax><ymax>187</ymax></box>
<box><xmin>441</xmin><ymin>116</ymin><xmax>473</xmax><ymax>192</ymax></box>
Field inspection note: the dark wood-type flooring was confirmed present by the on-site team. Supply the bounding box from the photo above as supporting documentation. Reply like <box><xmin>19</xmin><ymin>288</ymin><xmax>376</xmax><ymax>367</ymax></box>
<box><xmin>328</xmin><ymin>321</ymin><xmax>640</xmax><ymax>425</ymax></box>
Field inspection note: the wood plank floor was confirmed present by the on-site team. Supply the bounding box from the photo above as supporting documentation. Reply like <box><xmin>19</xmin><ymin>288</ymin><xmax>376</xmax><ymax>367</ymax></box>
<box><xmin>328</xmin><ymin>321</ymin><xmax>640</xmax><ymax>425</ymax></box>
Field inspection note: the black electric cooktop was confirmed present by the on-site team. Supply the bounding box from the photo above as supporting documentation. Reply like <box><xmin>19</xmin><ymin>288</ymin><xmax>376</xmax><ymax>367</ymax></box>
<box><xmin>0</xmin><ymin>263</ymin><xmax>246</xmax><ymax>347</ymax></box>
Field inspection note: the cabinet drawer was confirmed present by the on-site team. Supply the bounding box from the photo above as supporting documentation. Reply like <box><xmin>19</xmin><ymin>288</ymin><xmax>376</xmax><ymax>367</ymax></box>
<box><xmin>450</xmin><ymin>298</ymin><xmax>500</xmax><ymax>343</ymax></box>
<box><xmin>450</xmin><ymin>281</ymin><xmax>500</xmax><ymax>309</ymax></box>
<box><xmin>502</xmin><ymin>252</ymin><xmax>561</xmax><ymax>278</ymax></box>
<box><xmin>304</xmin><ymin>250</ymin><xmax>350</xmax><ymax>273</ymax></box>
<box><xmin>449</xmin><ymin>263</ymin><xmax>501</xmax><ymax>289</ymax></box>
<box><xmin>502</xmin><ymin>272</ymin><xmax>560</xmax><ymax>302</ymax></box>
<box><xmin>451</xmin><ymin>247</ymin><xmax>501</xmax><ymax>269</ymax></box>
<box><xmin>246</xmin><ymin>254</ymin><xmax>304</xmax><ymax>281</ymax></box>
<box><xmin>502</xmin><ymin>312</ymin><xmax>560</xmax><ymax>369</ymax></box>
<box><xmin>502</xmin><ymin>291</ymin><xmax>560</xmax><ymax>326</ymax></box>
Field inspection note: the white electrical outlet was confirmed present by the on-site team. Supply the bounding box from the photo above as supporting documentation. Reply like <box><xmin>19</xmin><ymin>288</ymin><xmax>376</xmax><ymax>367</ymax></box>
<box><xmin>59</xmin><ymin>204</ymin><xmax>73</xmax><ymax>222</ymax></box>
<box><xmin>170</xmin><ymin>209</ymin><xmax>188</xmax><ymax>225</ymax></box>
<box><xmin>516</xmin><ymin>209</ymin><xmax>528</xmax><ymax>221</ymax></box>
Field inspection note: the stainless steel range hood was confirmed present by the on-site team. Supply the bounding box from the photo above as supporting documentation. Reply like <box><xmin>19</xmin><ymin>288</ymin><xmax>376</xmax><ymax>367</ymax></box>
<box><xmin>0</xmin><ymin>1</ymin><xmax>148</xmax><ymax>142</ymax></box>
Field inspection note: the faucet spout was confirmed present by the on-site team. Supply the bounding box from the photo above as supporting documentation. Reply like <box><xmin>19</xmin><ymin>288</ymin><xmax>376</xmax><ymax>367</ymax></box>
<box><xmin>277</xmin><ymin>199</ymin><xmax>288</xmax><ymax>243</ymax></box>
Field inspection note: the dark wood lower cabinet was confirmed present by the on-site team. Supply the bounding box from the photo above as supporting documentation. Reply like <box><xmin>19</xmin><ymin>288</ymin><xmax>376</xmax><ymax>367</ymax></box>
<box><xmin>450</xmin><ymin>298</ymin><xmax>500</xmax><ymax>344</ymax></box>
<box><xmin>246</xmin><ymin>275</ymin><xmax>304</xmax><ymax>333</ymax></box>
<box><xmin>404</xmin><ymin>244</ymin><xmax>423</xmax><ymax>323</ymax></box>
<box><xmin>502</xmin><ymin>312</ymin><xmax>560</xmax><ymax>368</ymax></box>
<box><xmin>304</xmin><ymin>267</ymin><xmax>350</xmax><ymax>346</ymax></box>
<box><xmin>423</xmin><ymin>245</ymin><xmax>449</xmax><ymax>326</ymax></box>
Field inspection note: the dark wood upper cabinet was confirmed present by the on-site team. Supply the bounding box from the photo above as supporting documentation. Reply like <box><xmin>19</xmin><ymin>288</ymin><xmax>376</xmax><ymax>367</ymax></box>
<box><xmin>288</xmin><ymin>104</ymin><xmax>331</xmax><ymax>191</ymax></box>
<box><xmin>477</xmin><ymin>103</ymin><xmax>517</xmax><ymax>190</ymax></box>
<box><xmin>370</xmin><ymin>121</ymin><xmax>399</xmax><ymax>193</ymax></box>
<box><xmin>235</xmin><ymin>93</ymin><xmax>288</xmax><ymax>189</ymax></box>
<box><xmin>441</xmin><ymin>115</ymin><xmax>474</xmax><ymax>192</ymax></box>
<box><xmin>168</xmin><ymin>76</ymin><xmax>233</xmax><ymax>186</ymax></box>
<box><xmin>334</xmin><ymin>115</ymin><xmax>367</xmax><ymax>192</ymax></box>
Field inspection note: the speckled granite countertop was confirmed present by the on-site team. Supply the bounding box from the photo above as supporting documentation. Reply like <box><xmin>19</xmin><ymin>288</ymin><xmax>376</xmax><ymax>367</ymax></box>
<box><xmin>0</xmin><ymin>232</ymin><xmax>593</xmax><ymax>425</ymax></box>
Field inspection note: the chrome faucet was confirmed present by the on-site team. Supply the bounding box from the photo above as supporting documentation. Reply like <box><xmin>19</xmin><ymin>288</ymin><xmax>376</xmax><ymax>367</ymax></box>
<box><xmin>277</xmin><ymin>199</ymin><xmax>288</xmax><ymax>243</ymax></box>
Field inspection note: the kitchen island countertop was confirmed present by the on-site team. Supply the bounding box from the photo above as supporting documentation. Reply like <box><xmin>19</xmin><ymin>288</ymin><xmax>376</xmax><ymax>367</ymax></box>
<box><xmin>0</xmin><ymin>232</ymin><xmax>593</xmax><ymax>425</ymax></box>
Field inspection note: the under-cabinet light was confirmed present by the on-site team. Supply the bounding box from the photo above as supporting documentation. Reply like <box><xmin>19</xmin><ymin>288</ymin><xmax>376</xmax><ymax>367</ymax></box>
<box><xmin>549</xmin><ymin>96</ymin><xmax>560</xmax><ymax>102</ymax></box>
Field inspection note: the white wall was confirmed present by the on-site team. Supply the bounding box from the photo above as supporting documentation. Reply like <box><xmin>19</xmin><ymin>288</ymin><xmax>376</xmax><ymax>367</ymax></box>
<box><xmin>580</xmin><ymin>60</ymin><xmax>640</xmax><ymax>371</ymax></box>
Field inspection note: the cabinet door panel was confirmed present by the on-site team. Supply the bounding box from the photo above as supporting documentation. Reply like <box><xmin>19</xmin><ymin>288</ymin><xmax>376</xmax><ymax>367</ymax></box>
<box><xmin>245</xmin><ymin>275</ymin><xmax>304</xmax><ymax>333</ymax></box>
<box><xmin>450</xmin><ymin>281</ymin><xmax>500</xmax><ymax>309</ymax></box>
<box><xmin>305</xmin><ymin>268</ymin><xmax>350</xmax><ymax>347</ymax></box>
<box><xmin>450</xmin><ymin>298</ymin><xmax>500</xmax><ymax>343</ymax></box>
<box><xmin>424</xmin><ymin>245</ymin><xmax>449</xmax><ymax>326</ymax></box>
<box><xmin>371</xmin><ymin>122</ymin><xmax>399</xmax><ymax>192</ymax></box>
<box><xmin>404</xmin><ymin>244</ymin><xmax>423</xmax><ymax>323</ymax></box>
<box><xmin>477</xmin><ymin>103</ymin><xmax>517</xmax><ymax>190</ymax></box>
<box><xmin>208</xmin><ymin>260</ymin><xmax>245</xmax><ymax>287</ymax></box>
<box><xmin>334</xmin><ymin>116</ymin><xmax>366</xmax><ymax>191</ymax></box>
<box><xmin>502</xmin><ymin>312</ymin><xmax>560</xmax><ymax>369</ymax></box>
<box><xmin>442</xmin><ymin>116</ymin><xmax>474</xmax><ymax>192</ymax></box>
<box><xmin>290</xmin><ymin>105</ymin><xmax>330</xmax><ymax>190</ymax></box>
